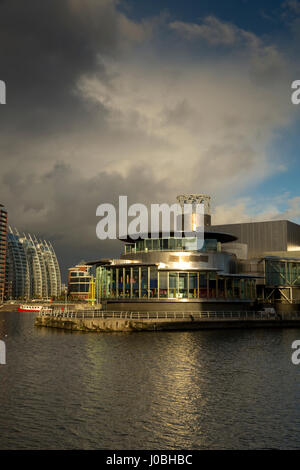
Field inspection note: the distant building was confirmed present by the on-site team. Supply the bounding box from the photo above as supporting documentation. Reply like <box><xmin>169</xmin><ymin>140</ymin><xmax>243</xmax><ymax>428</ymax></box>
<box><xmin>210</xmin><ymin>220</ymin><xmax>300</xmax><ymax>257</ymax></box>
<box><xmin>68</xmin><ymin>262</ymin><xmax>92</xmax><ymax>300</ymax></box>
<box><xmin>5</xmin><ymin>228</ymin><xmax>61</xmax><ymax>300</ymax></box>
<box><xmin>61</xmin><ymin>283</ymin><xmax>68</xmax><ymax>295</ymax></box>
<box><xmin>0</xmin><ymin>204</ymin><xmax>7</xmax><ymax>302</ymax></box>
<box><xmin>211</xmin><ymin>219</ymin><xmax>300</xmax><ymax>306</ymax></box>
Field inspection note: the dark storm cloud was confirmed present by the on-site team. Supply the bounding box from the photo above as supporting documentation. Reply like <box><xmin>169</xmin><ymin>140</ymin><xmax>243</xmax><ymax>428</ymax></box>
<box><xmin>0</xmin><ymin>0</ymin><xmax>123</xmax><ymax>134</ymax></box>
<box><xmin>0</xmin><ymin>0</ymin><xmax>156</xmax><ymax>278</ymax></box>
<box><xmin>0</xmin><ymin>1</ymin><xmax>298</xmax><ymax>280</ymax></box>
<box><xmin>2</xmin><ymin>161</ymin><xmax>170</xmax><ymax>275</ymax></box>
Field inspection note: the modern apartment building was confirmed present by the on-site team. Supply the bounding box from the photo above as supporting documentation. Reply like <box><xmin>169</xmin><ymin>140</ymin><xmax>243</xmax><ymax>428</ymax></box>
<box><xmin>5</xmin><ymin>228</ymin><xmax>62</xmax><ymax>300</ymax></box>
<box><xmin>0</xmin><ymin>204</ymin><xmax>7</xmax><ymax>302</ymax></box>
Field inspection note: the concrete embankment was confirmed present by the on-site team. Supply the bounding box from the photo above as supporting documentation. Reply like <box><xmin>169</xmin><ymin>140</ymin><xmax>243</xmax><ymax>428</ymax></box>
<box><xmin>0</xmin><ymin>303</ymin><xmax>20</xmax><ymax>312</ymax></box>
<box><xmin>35</xmin><ymin>315</ymin><xmax>300</xmax><ymax>332</ymax></box>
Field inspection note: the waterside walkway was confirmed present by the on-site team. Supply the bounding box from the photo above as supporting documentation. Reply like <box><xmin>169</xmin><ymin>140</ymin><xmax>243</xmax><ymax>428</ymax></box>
<box><xmin>35</xmin><ymin>309</ymin><xmax>300</xmax><ymax>332</ymax></box>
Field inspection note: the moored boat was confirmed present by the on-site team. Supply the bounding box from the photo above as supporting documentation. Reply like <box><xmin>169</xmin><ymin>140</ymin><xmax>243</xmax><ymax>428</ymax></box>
<box><xmin>18</xmin><ymin>304</ymin><xmax>52</xmax><ymax>313</ymax></box>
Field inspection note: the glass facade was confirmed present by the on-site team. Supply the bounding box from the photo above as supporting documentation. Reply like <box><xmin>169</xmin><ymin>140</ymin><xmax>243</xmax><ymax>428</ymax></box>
<box><xmin>265</xmin><ymin>259</ymin><xmax>300</xmax><ymax>286</ymax></box>
<box><xmin>5</xmin><ymin>229</ymin><xmax>61</xmax><ymax>299</ymax></box>
<box><xmin>69</xmin><ymin>277</ymin><xmax>91</xmax><ymax>293</ymax></box>
<box><xmin>96</xmin><ymin>265</ymin><xmax>256</xmax><ymax>303</ymax></box>
<box><xmin>124</xmin><ymin>237</ymin><xmax>219</xmax><ymax>254</ymax></box>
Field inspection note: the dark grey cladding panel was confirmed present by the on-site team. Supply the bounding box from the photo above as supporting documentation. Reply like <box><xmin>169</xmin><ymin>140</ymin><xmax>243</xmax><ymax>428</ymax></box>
<box><xmin>210</xmin><ymin>220</ymin><xmax>300</xmax><ymax>255</ymax></box>
<box><xmin>287</xmin><ymin>221</ymin><xmax>300</xmax><ymax>250</ymax></box>
<box><xmin>169</xmin><ymin>254</ymin><xmax>209</xmax><ymax>263</ymax></box>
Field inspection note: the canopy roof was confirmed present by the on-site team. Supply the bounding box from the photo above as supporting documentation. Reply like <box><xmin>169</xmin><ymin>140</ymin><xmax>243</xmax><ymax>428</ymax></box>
<box><xmin>118</xmin><ymin>230</ymin><xmax>237</xmax><ymax>244</ymax></box>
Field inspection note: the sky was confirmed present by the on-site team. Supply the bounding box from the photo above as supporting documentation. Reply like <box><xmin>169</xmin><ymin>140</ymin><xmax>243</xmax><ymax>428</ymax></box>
<box><xmin>0</xmin><ymin>0</ymin><xmax>299</xmax><ymax>280</ymax></box>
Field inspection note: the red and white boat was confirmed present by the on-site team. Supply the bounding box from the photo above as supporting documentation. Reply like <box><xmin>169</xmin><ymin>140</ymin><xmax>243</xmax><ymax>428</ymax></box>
<box><xmin>18</xmin><ymin>304</ymin><xmax>52</xmax><ymax>313</ymax></box>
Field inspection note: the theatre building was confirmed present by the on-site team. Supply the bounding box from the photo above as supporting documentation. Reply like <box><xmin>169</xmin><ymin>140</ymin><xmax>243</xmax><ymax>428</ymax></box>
<box><xmin>95</xmin><ymin>195</ymin><xmax>259</xmax><ymax>312</ymax></box>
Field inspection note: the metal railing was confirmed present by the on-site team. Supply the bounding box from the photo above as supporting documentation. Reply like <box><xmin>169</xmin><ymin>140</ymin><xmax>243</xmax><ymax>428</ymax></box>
<box><xmin>38</xmin><ymin>309</ymin><xmax>300</xmax><ymax>321</ymax></box>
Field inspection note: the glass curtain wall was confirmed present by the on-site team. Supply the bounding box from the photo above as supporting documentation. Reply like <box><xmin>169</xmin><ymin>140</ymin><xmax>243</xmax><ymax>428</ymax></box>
<box><xmin>96</xmin><ymin>266</ymin><xmax>256</xmax><ymax>301</ymax></box>
<box><xmin>265</xmin><ymin>259</ymin><xmax>300</xmax><ymax>286</ymax></box>
<box><xmin>124</xmin><ymin>238</ymin><xmax>218</xmax><ymax>254</ymax></box>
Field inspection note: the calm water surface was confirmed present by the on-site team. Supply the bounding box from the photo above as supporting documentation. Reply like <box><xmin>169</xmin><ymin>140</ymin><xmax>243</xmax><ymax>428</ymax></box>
<box><xmin>0</xmin><ymin>311</ymin><xmax>300</xmax><ymax>449</ymax></box>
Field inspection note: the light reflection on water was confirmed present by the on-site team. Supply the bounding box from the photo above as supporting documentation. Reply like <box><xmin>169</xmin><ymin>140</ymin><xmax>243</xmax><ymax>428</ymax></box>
<box><xmin>0</xmin><ymin>311</ymin><xmax>300</xmax><ymax>449</ymax></box>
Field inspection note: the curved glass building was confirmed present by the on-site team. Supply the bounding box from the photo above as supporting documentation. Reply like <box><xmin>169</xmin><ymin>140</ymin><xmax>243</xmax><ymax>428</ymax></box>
<box><xmin>5</xmin><ymin>228</ymin><xmax>61</xmax><ymax>300</ymax></box>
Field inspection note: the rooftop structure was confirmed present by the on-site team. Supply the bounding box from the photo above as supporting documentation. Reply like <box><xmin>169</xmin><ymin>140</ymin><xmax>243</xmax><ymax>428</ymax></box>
<box><xmin>211</xmin><ymin>220</ymin><xmax>300</xmax><ymax>257</ymax></box>
<box><xmin>176</xmin><ymin>193</ymin><xmax>211</xmax><ymax>227</ymax></box>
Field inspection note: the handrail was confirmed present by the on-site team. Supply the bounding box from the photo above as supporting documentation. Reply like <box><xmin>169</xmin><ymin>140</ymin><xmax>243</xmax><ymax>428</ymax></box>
<box><xmin>38</xmin><ymin>309</ymin><xmax>300</xmax><ymax>321</ymax></box>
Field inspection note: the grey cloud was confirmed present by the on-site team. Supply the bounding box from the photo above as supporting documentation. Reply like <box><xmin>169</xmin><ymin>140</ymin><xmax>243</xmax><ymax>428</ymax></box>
<box><xmin>0</xmin><ymin>2</ymin><xmax>298</xmax><ymax>281</ymax></box>
<box><xmin>0</xmin><ymin>0</ymin><xmax>147</xmax><ymax>136</ymax></box>
<box><xmin>169</xmin><ymin>15</ymin><xmax>286</xmax><ymax>83</ymax></box>
<box><xmin>0</xmin><ymin>0</ymin><xmax>154</xmax><ymax>277</ymax></box>
<box><xmin>169</xmin><ymin>17</ymin><xmax>238</xmax><ymax>45</ymax></box>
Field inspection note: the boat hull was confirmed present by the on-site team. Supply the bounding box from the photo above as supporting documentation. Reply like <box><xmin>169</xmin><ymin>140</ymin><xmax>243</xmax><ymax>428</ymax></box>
<box><xmin>18</xmin><ymin>306</ymin><xmax>43</xmax><ymax>312</ymax></box>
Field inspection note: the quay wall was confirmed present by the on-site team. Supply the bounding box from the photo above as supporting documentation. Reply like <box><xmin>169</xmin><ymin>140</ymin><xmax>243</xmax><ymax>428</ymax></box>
<box><xmin>35</xmin><ymin>315</ymin><xmax>300</xmax><ymax>333</ymax></box>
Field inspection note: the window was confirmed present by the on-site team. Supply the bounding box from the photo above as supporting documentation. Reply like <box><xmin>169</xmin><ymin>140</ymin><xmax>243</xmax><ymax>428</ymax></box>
<box><xmin>141</xmin><ymin>267</ymin><xmax>148</xmax><ymax>298</ymax></box>
<box><xmin>240</xmin><ymin>279</ymin><xmax>245</xmax><ymax>299</ymax></box>
<box><xmin>125</xmin><ymin>268</ymin><xmax>130</xmax><ymax>298</ymax></box>
<box><xmin>189</xmin><ymin>273</ymin><xmax>197</xmax><ymax>298</ymax></box>
<box><xmin>145</xmin><ymin>239</ymin><xmax>152</xmax><ymax>251</ymax></box>
<box><xmin>118</xmin><ymin>268</ymin><xmax>124</xmax><ymax>298</ymax></box>
<box><xmin>169</xmin><ymin>272</ymin><xmax>177</xmax><ymax>298</ymax></box>
<box><xmin>162</xmin><ymin>239</ymin><xmax>168</xmax><ymax>250</ymax></box>
<box><xmin>159</xmin><ymin>271</ymin><xmax>168</xmax><ymax>298</ymax></box>
<box><xmin>111</xmin><ymin>269</ymin><xmax>117</xmax><ymax>298</ymax></box>
<box><xmin>233</xmin><ymin>279</ymin><xmax>240</xmax><ymax>298</ymax></box>
<box><xmin>218</xmin><ymin>277</ymin><xmax>225</xmax><ymax>298</ymax></box>
<box><xmin>199</xmin><ymin>273</ymin><xmax>207</xmax><ymax>298</ymax></box>
<box><xmin>179</xmin><ymin>273</ymin><xmax>188</xmax><ymax>298</ymax></box>
<box><xmin>149</xmin><ymin>267</ymin><xmax>158</xmax><ymax>298</ymax></box>
<box><xmin>152</xmin><ymin>239</ymin><xmax>160</xmax><ymax>251</ymax></box>
<box><xmin>132</xmin><ymin>268</ymin><xmax>139</xmax><ymax>298</ymax></box>
<box><xmin>226</xmin><ymin>278</ymin><xmax>233</xmax><ymax>298</ymax></box>
<box><xmin>208</xmin><ymin>273</ymin><xmax>217</xmax><ymax>298</ymax></box>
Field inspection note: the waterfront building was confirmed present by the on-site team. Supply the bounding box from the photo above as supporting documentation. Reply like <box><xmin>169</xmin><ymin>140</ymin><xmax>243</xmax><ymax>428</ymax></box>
<box><xmin>94</xmin><ymin>195</ymin><xmax>258</xmax><ymax>312</ymax></box>
<box><xmin>5</xmin><ymin>230</ymin><xmax>30</xmax><ymax>299</ymax></box>
<box><xmin>5</xmin><ymin>228</ymin><xmax>61</xmax><ymax>299</ymax></box>
<box><xmin>212</xmin><ymin>221</ymin><xmax>300</xmax><ymax>305</ymax></box>
<box><xmin>238</xmin><ymin>256</ymin><xmax>300</xmax><ymax>306</ymax></box>
<box><xmin>88</xmin><ymin>194</ymin><xmax>300</xmax><ymax>312</ymax></box>
<box><xmin>0</xmin><ymin>204</ymin><xmax>7</xmax><ymax>302</ymax></box>
<box><xmin>211</xmin><ymin>220</ymin><xmax>300</xmax><ymax>258</ymax></box>
<box><xmin>68</xmin><ymin>262</ymin><xmax>92</xmax><ymax>300</ymax></box>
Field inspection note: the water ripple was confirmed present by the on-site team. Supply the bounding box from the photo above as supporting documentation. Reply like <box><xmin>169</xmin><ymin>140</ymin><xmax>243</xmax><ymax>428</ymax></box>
<box><xmin>0</xmin><ymin>312</ymin><xmax>300</xmax><ymax>449</ymax></box>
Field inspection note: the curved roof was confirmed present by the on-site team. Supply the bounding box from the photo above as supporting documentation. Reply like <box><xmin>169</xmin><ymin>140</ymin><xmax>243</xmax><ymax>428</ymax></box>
<box><xmin>119</xmin><ymin>230</ymin><xmax>237</xmax><ymax>244</ymax></box>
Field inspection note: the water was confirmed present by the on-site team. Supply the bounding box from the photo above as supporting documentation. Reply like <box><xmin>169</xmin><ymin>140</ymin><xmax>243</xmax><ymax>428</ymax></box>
<box><xmin>0</xmin><ymin>311</ymin><xmax>300</xmax><ymax>449</ymax></box>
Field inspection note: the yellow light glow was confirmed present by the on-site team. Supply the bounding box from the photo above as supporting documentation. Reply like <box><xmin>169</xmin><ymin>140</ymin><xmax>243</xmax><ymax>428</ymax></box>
<box><xmin>175</xmin><ymin>259</ymin><xmax>190</xmax><ymax>270</ymax></box>
<box><xmin>158</xmin><ymin>262</ymin><xmax>166</xmax><ymax>269</ymax></box>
